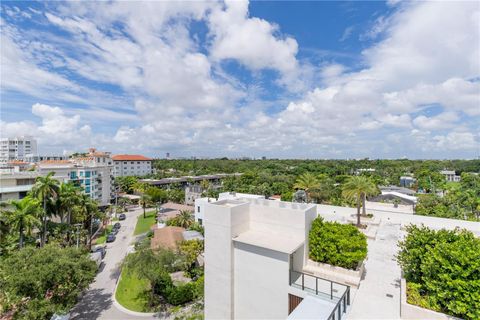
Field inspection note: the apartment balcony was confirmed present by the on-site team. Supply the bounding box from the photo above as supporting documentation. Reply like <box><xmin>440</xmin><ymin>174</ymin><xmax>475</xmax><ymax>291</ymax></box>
<box><xmin>288</xmin><ymin>270</ymin><xmax>350</xmax><ymax>320</ymax></box>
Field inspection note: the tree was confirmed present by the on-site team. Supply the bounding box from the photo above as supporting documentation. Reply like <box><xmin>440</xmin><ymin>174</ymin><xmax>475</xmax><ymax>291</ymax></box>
<box><xmin>0</xmin><ymin>245</ymin><xmax>96</xmax><ymax>319</ymax></box>
<box><xmin>168</xmin><ymin>210</ymin><xmax>194</xmax><ymax>229</ymax></box>
<box><xmin>31</xmin><ymin>172</ymin><xmax>59</xmax><ymax>246</ymax></box>
<box><xmin>139</xmin><ymin>194</ymin><xmax>152</xmax><ymax>219</ymax></box>
<box><xmin>115</xmin><ymin>176</ymin><xmax>139</xmax><ymax>194</ymax></box>
<box><xmin>342</xmin><ymin>176</ymin><xmax>377</xmax><ymax>226</ymax></box>
<box><xmin>293</xmin><ymin>173</ymin><xmax>319</xmax><ymax>202</ymax></box>
<box><xmin>200</xmin><ymin>179</ymin><xmax>210</xmax><ymax>192</ymax></box>
<box><xmin>3</xmin><ymin>196</ymin><xmax>41</xmax><ymax>248</ymax></box>
<box><xmin>56</xmin><ymin>182</ymin><xmax>80</xmax><ymax>224</ymax></box>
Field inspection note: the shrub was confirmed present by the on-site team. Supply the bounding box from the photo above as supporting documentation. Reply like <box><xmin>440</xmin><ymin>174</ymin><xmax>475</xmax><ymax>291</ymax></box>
<box><xmin>166</xmin><ymin>283</ymin><xmax>195</xmax><ymax>305</ymax></box>
<box><xmin>398</xmin><ymin>225</ymin><xmax>480</xmax><ymax>319</ymax></box>
<box><xmin>309</xmin><ymin>217</ymin><xmax>367</xmax><ymax>270</ymax></box>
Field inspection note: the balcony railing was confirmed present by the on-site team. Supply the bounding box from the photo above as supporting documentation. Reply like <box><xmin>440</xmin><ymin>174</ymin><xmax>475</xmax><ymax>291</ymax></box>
<box><xmin>289</xmin><ymin>270</ymin><xmax>350</xmax><ymax>320</ymax></box>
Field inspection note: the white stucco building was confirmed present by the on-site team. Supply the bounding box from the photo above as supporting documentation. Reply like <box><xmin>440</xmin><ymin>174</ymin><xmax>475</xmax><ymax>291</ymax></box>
<box><xmin>204</xmin><ymin>196</ymin><xmax>350</xmax><ymax>319</ymax></box>
<box><xmin>37</xmin><ymin>148</ymin><xmax>114</xmax><ymax>206</ymax></box>
<box><xmin>0</xmin><ymin>136</ymin><xmax>38</xmax><ymax>166</ymax></box>
<box><xmin>112</xmin><ymin>154</ymin><xmax>152</xmax><ymax>177</ymax></box>
<box><xmin>195</xmin><ymin>192</ymin><xmax>264</xmax><ymax>225</ymax></box>
<box><xmin>439</xmin><ymin>170</ymin><xmax>461</xmax><ymax>182</ymax></box>
<box><xmin>0</xmin><ymin>172</ymin><xmax>43</xmax><ymax>202</ymax></box>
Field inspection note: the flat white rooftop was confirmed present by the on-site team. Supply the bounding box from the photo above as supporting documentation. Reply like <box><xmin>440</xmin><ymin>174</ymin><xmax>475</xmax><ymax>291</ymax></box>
<box><xmin>232</xmin><ymin>229</ymin><xmax>304</xmax><ymax>254</ymax></box>
<box><xmin>287</xmin><ymin>295</ymin><xmax>337</xmax><ymax>320</ymax></box>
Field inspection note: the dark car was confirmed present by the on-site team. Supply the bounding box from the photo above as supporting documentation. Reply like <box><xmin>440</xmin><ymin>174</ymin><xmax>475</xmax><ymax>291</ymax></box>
<box><xmin>118</xmin><ymin>214</ymin><xmax>126</xmax><ymax>221</ymax></box>
<box><xmin>106</xmin><ymin>234</ymin><xmax>116</xmax><ymax>243</ymax></box>
<box><xmin>91</xmin><ymin>245</ymin><xmax>106</xmax><ymax>258</ymax></box>
<box><xmin>110</xmin><ymin>227</ymin><xmax>119</xmax><ymax>235</ymax></box>
<box><xmin>113</xmin><ymin>222</ymin><xmax>121</xmax><ymax>229</ymax></box>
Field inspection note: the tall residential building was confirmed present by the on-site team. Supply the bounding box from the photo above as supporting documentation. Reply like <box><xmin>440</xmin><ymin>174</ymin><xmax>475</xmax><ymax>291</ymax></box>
<box><xmin>203</xmin><ymin>196</ymin><xmax>350</xmax><ymax>319</ymax></box>
<box><xmin>37</xmin><ymin>148</ymin><xmax>113</xmax><ymax>206</ymax></box>
<box><xmin>0</xmin><ymin>136</ymin><xmax>38</xmax><ymax>166</ymax></box>
<box><xmin>112</xmin><ymin>154</ymin><xmax>152</xmax><ymax>177</ymax></box>
<box><xmin>0</xmin><ymin>172</ymin><xmax>42</xmax><ymax>202</ymax></box>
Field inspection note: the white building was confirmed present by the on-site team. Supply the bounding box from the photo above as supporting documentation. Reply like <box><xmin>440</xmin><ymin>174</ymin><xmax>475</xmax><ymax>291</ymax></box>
<box><xmin>37</xmin><ymin>149</ymin><xmax>114</xmax><ymax>206</ymax></box>
<box><xmin>440</xmin><ymin>170</ymin><xmax>460</xmax><ymax>182</ymax></box>
<box><xmin>0</xmin><ymin>136</ymin><xmax>37</xmax><ymax>166</ymax></box>
<box><xmin>194</xmin><ymin>192</ymin><xmax>264</xmax><ymax>225</ymax></box>
<box><xmin>112</xmin><ymin>154</ymin><xmax>152</xmax><ymax>177</ymax></box>
<box><xmin>0</xmin><ymin>172</ymin><xmax>42</xmax><ymax>202</ymax></box>
<box><xmin>204</xmin><ymin>196</ymin><xmax>350</xmax><ymax>319</ymax></box>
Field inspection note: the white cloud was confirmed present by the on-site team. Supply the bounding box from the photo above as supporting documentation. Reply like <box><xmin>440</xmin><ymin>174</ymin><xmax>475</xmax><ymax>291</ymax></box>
<box><xmin>413</xmin><ymin>112</ymin><xmax>460</xmax><ymax>130</ymax></box>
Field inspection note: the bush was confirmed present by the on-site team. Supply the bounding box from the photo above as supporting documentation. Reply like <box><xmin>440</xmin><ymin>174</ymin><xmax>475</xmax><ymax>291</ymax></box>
<box><xmin>309</xmin><ymin>217</ymin><xmax>367</xmax><ymax>270</ymax></box>
<box><xmin>166</xmin><ymin>283</ymin><xmax>195</xmax><ymax>305</ymax></box>
<box><xmin>398</xmin><ymin>225</ymin><xmax>480</xmax><ymax>319</ymax></box>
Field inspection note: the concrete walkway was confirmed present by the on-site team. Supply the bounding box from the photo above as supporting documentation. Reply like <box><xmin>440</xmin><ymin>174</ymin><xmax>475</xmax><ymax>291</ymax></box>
<box><xmin>317</xmin><ymin>204</ymin><xmax>480</xmax><ymax>320</ymax></box>
<box><xmin>71</xmin><ymin>207</ymin><xmax>158</xmax><ymax>320</ymax></box>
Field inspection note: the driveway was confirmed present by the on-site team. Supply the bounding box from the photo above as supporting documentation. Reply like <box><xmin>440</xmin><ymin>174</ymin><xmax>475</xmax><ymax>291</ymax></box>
<box><xmin>71</xmin><ymin>207</ymin><xmax>157</xmax><ymax>320</ymax></box>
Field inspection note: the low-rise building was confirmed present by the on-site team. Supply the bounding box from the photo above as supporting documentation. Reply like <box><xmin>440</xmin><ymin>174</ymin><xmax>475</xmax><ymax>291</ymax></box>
<box><xmin>399</xmin><ymin>176</ymin><xmax>416</xmax><ymax>188</ymax></box>
<box><xmin>440</xmin><ymin>170</ymin><xmax>461</xmax><ymax>182</ymax></box>
<box><xmin>25</xmin><ymin>154</ymin><xmax>68</xmax><ymax>163</ymax></box>
<box><xmin>112</xmin><ymin>154</ymin><xmax>152</xmax><ymax>177</ymax></box>
<box><xmin>0</xmin><ymin>172</ymin><xmax>42</xmax><ymax>202</ymax></box>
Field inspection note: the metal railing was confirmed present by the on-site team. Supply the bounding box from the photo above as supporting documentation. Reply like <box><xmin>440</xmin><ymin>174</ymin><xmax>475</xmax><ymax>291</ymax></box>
<box><xmin>289</xmin><ymin>270</ymin><xmax>350</xmax><ymax>320</ymax></box>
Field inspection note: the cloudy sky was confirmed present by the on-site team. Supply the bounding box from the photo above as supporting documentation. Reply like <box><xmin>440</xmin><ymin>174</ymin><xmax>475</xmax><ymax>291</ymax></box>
<box><xmin>1</xmin><ymin>1</ymin><xmax>479</xmax><ymax>159</ymax></box>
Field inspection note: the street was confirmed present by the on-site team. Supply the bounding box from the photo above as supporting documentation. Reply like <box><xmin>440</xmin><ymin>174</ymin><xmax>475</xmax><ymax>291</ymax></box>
<box><xmin>71</xmin><ymin>207</ymin><xmax>157</xmax><ymax>320</ymax></box>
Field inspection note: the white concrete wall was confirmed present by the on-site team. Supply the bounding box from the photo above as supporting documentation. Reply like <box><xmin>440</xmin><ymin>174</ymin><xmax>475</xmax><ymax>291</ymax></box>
<box><xmin>234</xmin><ymin>242</ymin><xmax>290</xmax><ymax>319</ymax></box>
<box><xmin>204</xmin><ymin>200</ymin><xmax>250</xmax><ymax>319</ymax></box>
<box><xmin>113</xmin><ymin>160</ymin><xmax>152</xmax><ymax>177</ymax></box>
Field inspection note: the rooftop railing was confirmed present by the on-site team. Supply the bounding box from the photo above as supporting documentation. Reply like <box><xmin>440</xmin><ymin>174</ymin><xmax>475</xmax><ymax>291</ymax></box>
<box><xmin>289</xmin><ymin>270</ymin><xmax>350</xmax><ymax>320</ymax></box>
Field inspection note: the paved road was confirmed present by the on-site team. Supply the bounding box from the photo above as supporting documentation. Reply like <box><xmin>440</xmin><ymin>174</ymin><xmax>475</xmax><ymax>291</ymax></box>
<box><xmin>71</xmin><ymin>207</ymin><xmax>157</xmax><ymax>320</ymax></box>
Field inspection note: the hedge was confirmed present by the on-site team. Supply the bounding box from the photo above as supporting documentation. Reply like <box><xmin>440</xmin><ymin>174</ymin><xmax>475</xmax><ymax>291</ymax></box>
<box><xmin>308</xmin><ymin>217</ymin><xmax>367</xmax><ymax>270</ymax></box>
<box><xmin>397</xmin><ymin>225</ymin><xmax>480</xmax><ymax>319</ymax></box>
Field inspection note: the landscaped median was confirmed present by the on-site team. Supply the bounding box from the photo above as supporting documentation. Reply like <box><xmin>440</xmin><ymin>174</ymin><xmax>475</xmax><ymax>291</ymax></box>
<box><xmin>115</xmin><ymin>266</ymin><xmax>150</xmax><ymax>312</ymax></box>
<box><xmin>133</xmin><ymin>210</ymin><xmax>157</xmax><ymax>235</ymax></box>
<box><xmin>94</xmin><ymin>225</ymin><xmax>113</xmax><ymax>244</ymax></box>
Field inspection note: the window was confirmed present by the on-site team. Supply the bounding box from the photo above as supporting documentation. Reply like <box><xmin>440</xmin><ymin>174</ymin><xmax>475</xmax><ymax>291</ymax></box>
<box><xmin>197</xmin><ymin>206</ymin><xmax>200</xmax><ymax>213</ymax></box>
<box><xmin>198</xmin><ymin>218</ymin><xmax>202</xmax><ymax>225</ymax></box>
<box><xmin>137</xmin><ymin>161</ymin><xmax>140</xmax><ymax>164</ymax></box>
<box><xmin>124</xmin><ymin>162</ymin><xmax>127</xmax><ymax>165</ymax></box>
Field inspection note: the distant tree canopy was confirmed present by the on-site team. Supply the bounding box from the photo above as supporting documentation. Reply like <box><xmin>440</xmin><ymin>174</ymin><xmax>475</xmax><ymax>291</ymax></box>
<box><xmin>398</xmin><ymin>225</ymin><xmax>480</xmax><ymax>319</ymax></box>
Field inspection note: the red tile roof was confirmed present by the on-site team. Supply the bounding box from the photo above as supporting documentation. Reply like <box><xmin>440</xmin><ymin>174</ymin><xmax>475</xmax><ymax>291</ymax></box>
<box><xmin>112</xmin><ymin>154</ymin><xmax>152</xmax><ymax>161</ymax></box>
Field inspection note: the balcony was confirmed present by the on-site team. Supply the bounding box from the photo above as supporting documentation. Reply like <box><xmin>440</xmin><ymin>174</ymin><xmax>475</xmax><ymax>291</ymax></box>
<box><xmin>289</xmin><ymin>270</ymin><xmax>350</xmax><ymax>320</ymax></box>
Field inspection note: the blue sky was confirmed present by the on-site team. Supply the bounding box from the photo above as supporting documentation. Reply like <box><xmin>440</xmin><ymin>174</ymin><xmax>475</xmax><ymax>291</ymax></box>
<box><xmin>1</xmin><ymin>1</ymin><xmax>479</xmax><ymax>159</ymax></box>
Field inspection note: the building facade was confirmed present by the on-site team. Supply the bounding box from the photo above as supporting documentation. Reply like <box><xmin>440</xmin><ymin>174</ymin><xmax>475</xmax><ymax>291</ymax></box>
<box><xmin>0</xmin><ymin>136</ymin><xmax>38</xmax><ymax>166</ymax></box>
<box><xmin>112</xmin><ymin>154</ymin><xmax>152</xmax><ymax>177</ymax></box>
<box><xmin>37</xmin><ymin>149</ymin><xmax>114</xmax><ymax>206</ymax></box>
<box><xmin>440</xmin><ymin>170</ymin><xmax>461</xmax><ymax>182</ymax></box>
<box><xmin>203</xmin><ymin>196</ymin><xmax>346</xmax><ymax>319</ymax></box>
<box><xmin>0</xmin><ymin>172</ymin><xmax>42</xmax><ymax>202</ymax></box>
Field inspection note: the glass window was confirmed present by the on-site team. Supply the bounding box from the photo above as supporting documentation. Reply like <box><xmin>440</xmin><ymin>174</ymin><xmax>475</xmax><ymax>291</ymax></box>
<box><xmin>85</xmin><ymin>171</ymin><xmax>91</xmax><ymax>177</ymax></box>
<box><xmin>197</xmin><ymin>206</ymin><xmax>200</xmax><ymax>213</ymax></box>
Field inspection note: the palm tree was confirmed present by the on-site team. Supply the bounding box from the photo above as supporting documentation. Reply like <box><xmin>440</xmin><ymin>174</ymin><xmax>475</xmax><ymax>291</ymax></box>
<box><xmin>77</xmin><ymin>194</ymin><xmax>99</xmax><ymax>248</ymax></box>
<box><xmin>342</xmin><ymin>176</ymin><xmax>377</xmax><ymax>226</ymax></box>
<box><xmin>5</xmin><ymin>197</ymin><xmax>41</xmax><ymax>248</ymax></box>
<box><xmin>200</xmin><ymin>179</ymin><xmax>210</xmax><ymax>192</ymax></box>
<box><xmin>57</xmin><ymin>182</ymin><xmax>81</xmax><ymax>224</ymax></box>
<box><xmin>294</xmin><ymin>173</ymin><xmax>320</xmax><ymax>202</ymax></box>
<box><xmin>31</xmin><ymin>172</ymin><xmax>59</xmax><ymax>246</ymax></box>
<box><xmin>139</xmin><ymin>193</ymin><xmax>152</xmax><ymax>219</ymax></box>
<box><xmin>175</xmin><ymin>210</ymin><xmax>193</xmax><ymax>229</ymax></box>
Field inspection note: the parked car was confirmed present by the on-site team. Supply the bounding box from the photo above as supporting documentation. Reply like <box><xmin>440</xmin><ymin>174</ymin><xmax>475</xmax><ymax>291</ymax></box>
<box><xmin>106</xmin><ymin>234</ymin><xmax>116</xmax><ymax>243</ymax></box>
<box><xmin>118</xmin><ymin>213</ymin><xmax>126</xmax><ymax>220</ymax></box>
<box><xmin>110</xmin><ymin>228</ymin><xmax>119</xmax><ymax>235</ymax></box>
<box><xmin>91</xmin><ymin>245</ymin><xmax>106</xmax><ymax>258</ymax></box>
<box><xmin>89</xmin><ymin>251</ymin><xmax>103</xmax><ymax>269</ymax></box>
<box><xmin>113</xmin><ymin>222</ymin><xmax>121</xmax><ymax>229</ymax></box>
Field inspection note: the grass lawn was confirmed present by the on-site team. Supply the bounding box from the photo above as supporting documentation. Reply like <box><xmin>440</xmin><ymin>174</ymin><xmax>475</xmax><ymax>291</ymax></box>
<box><xmin>115</xmin><ymin>267</ymin><xmax>151</xmax><ymax>312</ymax></box>
<box><xmin>94</xmin><ymin>225</ymin><xmax>113</xmax><ymax>244</ymax></box>
<box><xmin>134</xmin><ymin>210</ymin><xmax>156</xmax><ymax>235</ymax></box>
